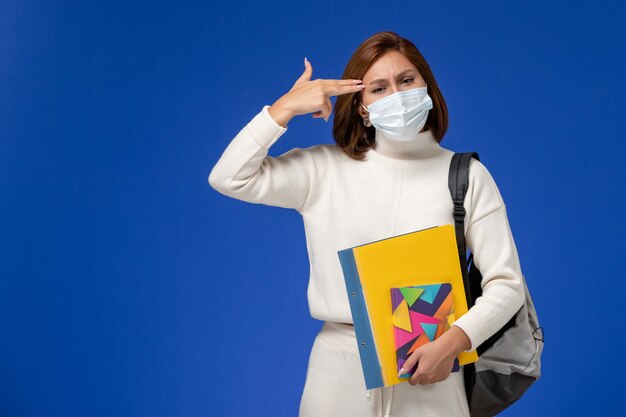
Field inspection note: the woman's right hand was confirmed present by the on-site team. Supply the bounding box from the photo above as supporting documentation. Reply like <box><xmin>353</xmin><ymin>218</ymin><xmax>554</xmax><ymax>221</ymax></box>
<box><xmin>268</xmin><ymin>57</ymin><xmax>367</xmax><ymax>127</ymax></box>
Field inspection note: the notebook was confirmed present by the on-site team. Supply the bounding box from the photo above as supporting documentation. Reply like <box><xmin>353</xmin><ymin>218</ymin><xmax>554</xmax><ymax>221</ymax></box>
<box><xmin>337</xmin><ymin>224</ymin><xmax>478</xmax><ymax>389</ymax></box>
<box><xmin>391</xmin><ymin>283</ymin><xmax>460</xmax><ymax>379</ymax></box>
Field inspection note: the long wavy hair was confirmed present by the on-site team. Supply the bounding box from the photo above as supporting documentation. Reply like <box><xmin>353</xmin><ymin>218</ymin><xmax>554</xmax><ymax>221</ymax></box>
<box><xmin>332</xmin><ymin>31</ymin><xmax>449</xmax><ymax>160</ymax></box>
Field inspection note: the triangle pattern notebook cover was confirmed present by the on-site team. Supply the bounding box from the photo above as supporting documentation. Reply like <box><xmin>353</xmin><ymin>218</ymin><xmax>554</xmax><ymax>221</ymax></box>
<box><xmin>391</xmin><ymin>283</ymin><xmax>460</xmax><ymax>379</ymax></box>
<box><xmin>337</xmin><ymin>224</ymin><xmax>478</xmax><ymax>389</ymax></box>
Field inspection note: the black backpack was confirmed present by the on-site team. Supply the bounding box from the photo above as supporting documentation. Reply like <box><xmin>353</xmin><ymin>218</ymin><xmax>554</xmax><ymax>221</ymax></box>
<box><xmin>448</xmin><ymin>152</ymin><xmax>544</xmax><ymax>417</ymax></box>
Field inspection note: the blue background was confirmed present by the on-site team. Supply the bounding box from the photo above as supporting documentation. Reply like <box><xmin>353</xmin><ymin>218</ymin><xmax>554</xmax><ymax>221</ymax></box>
<box><xmin>2</xmin><ymin>1</ymin><xmax>624</xmax><ymax>416</ymax></box>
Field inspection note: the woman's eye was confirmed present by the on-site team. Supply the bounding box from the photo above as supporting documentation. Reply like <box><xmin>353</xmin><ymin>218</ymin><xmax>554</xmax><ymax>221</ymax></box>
<box><xmin>372</xmin><ymin>78</ymin><xmax>414</xmax><ymax>94</ymax></box>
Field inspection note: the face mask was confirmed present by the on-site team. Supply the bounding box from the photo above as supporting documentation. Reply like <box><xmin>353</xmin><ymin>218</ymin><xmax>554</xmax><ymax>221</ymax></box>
<box><xmin>361</xmin><ymin>86</ymin><xmax>433</xmax><ymax>141</ymax></box>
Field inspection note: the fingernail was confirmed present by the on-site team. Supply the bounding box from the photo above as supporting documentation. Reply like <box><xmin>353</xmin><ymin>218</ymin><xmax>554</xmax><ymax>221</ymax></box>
<box><xmin>352</xmin><ymin>80</ymin><xmax>363</xmax><ymax>84</ymax></box>
<box><xmin>304</xmin><ymin>57</ymin><xmax>308</xmax><ymax>66</ymax></box>
<box><xmin>398</xmin><ymin>368</ymin><xmax>404</xmax><ymax>377</ymax></box>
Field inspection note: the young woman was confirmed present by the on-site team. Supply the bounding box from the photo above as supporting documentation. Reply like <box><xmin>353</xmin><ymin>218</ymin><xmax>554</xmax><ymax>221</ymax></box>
<box><xmin>209</xmin><ymin>31</ymin><xmax>525</xmax><ymax>417</ymax></box>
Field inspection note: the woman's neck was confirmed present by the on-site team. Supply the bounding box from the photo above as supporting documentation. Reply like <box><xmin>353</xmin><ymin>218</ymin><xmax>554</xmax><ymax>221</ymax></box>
<box><xmin>370</xmin><ymin>127</ymin><xmax>441</xmax><ymax>160</ymax></box>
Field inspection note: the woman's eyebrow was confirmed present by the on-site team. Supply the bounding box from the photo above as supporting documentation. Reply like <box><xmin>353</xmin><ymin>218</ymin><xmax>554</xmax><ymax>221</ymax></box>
<box><xmin>369</xmin><ymin>69</ymin><xmax>416</xmax><ymax>85</ymax></box>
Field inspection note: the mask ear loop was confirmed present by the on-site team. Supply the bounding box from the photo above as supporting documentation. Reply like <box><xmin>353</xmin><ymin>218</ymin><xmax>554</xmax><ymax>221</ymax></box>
<box><xmin>355</xmin><ymin>98</ymin><xmax>372</xmax><ymax>127</ymax></box>
<box><xmin>361</xmin><ymin>103</ymin><xmax>372</xmax><ymax>127</ymax></box>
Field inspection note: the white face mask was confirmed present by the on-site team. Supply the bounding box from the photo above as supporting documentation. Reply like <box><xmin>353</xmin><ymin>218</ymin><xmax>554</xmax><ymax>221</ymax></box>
<box><xmin>361</xmin><ymin>86</ymin><xmax>433</xmax><ymax>141</ymax></box>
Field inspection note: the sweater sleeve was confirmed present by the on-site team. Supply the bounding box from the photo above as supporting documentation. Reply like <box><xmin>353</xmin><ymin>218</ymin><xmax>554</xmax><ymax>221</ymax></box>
<box><xmin>208</xmin><ymin>105</ymin><xmax>317</xmax><ymax>212</ymax></box>
<box><xmin>451</xmin><ymin>159</ymin><xmax>526</xmax><ymax>352</ymax></box>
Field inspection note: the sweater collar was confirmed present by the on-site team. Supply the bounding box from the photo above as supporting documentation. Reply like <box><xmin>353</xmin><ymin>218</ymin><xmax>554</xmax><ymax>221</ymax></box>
<box><xmin>369</xmin><ymin>128</ymin><xmax>441</xmax><ymax>160</ymax></box>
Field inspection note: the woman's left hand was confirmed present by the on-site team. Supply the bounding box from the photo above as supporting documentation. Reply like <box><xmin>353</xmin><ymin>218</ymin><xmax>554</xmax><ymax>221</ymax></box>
<box><xmin>400</xmin><ymin>325</ymin><xmax>471</xmax><ymax>385</ymax></box>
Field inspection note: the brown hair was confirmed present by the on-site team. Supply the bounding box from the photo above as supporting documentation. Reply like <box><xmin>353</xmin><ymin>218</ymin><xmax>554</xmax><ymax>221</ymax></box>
<box><xmin>332</xmin><ymin>31</ymin><xmax>449</xmax><ymax>160</ymax></box>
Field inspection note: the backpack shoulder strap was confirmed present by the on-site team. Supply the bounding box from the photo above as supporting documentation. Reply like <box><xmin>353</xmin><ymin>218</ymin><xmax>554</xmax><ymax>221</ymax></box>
<box><xmin>448</xmin><ymin>152</ymin><xmax>480</xmax><ymax>308</ymax></box>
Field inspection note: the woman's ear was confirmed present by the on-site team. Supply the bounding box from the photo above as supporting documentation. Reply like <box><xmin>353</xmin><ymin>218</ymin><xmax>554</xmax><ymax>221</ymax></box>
<box><xmin>356</xmin><ymin>98</ymin><xmax>368</xmax><ymax>120</ymax></box>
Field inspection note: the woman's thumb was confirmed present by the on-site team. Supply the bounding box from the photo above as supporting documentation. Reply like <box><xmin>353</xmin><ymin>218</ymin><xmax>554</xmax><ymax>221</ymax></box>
<box><xmin>296</xmin><ymin>57</ymin><xmax>313</xmax><ymax>84</ymax></box>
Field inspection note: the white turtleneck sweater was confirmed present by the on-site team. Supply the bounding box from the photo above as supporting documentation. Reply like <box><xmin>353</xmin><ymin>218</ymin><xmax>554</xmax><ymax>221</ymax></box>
<box><xmin>208</xmin><ymin>104</ymin><xmax>525</xmax><ymax>353</ymax></box>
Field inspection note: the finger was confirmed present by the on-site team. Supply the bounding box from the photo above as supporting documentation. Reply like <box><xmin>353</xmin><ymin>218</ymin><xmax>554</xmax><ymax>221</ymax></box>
<box><xmin>322</xmin><ymin>96</ymin><xmax>333</xmax><ymax>121</ymax></box>
<box><xmin>312</xmin><ymin>103</ymin><xmax>332</xmax><ymax>121</ymax></box>
<box><xmin>295</xmin><ymin>57</ymin><xmax>313</xmax><ymax>85</ymax></box>
<box><xmin>323</xmin><ymin>78</ymin><xmax>364</xmax><ymax>86</ymax></box>
<box><xmin>414</xmin><ymin>367</ymin><xmax>434</xmax><ymax>385</ymax></box>
<box><xmin>400</xmin><ymin>348</ymin><xmax>422</xmax><ymax>377</ymax></box>
<box><xmin>409</xmin><ymin>369</ymin><xmax>423</xmax><ymax>386</ymax></box>
<box><xmin>324</xmin><ymin>82</ymin><xmax>367</xmax><ymax>97</ymax></box>
<box><xmin>399</xmin><ymin>360</ymin><xmax>412</xmax><ymax>378</ymax></box>
<box><xmin>311</xmin><ymin>96</ymin><xmax>333</xmax><ymax>121</ymax></box>
<box><xmin>419</xmin><ymin>371</ymin><xmax>434</xmax><ymax>385</ymax></box>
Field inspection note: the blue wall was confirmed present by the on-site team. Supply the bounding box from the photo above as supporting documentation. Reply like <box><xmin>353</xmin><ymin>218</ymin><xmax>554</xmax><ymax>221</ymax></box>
<box><xmin>2</xmin><ymin>1</ymin><xmax>624</xmax><ymax>416</ymax></box>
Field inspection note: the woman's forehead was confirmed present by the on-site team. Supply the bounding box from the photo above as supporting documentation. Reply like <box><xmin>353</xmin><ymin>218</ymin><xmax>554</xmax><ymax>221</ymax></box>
<box><xmin>363</xmin><ymin>51</ymin><xmax>419</xmax><ymax>82</ymax></box>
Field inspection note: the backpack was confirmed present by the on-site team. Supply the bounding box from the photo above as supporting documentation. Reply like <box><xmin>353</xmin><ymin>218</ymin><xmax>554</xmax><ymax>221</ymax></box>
<box><xmin>447</xmin><ymin>152</ymin><xmax>544</xmax><ymax>417</ymax></box>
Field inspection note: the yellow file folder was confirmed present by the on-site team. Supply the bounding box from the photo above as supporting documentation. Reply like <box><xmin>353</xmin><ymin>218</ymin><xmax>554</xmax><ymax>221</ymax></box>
<box><xmin>338</xmin><ymin>224</ymin><xmax>479</xmax><ymax>389</ymax></box>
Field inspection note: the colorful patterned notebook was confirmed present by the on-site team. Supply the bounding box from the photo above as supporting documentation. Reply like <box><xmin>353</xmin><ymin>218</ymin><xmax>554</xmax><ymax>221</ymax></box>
<box><xmin>391</xmin><ymin>283</ymin><xmax>460</xmax><ymax>379</ymax></box>
<box><xmin>337</xmin><ymin>224</ymin><xmax>478</xmax><ymax>389</ymax></box>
